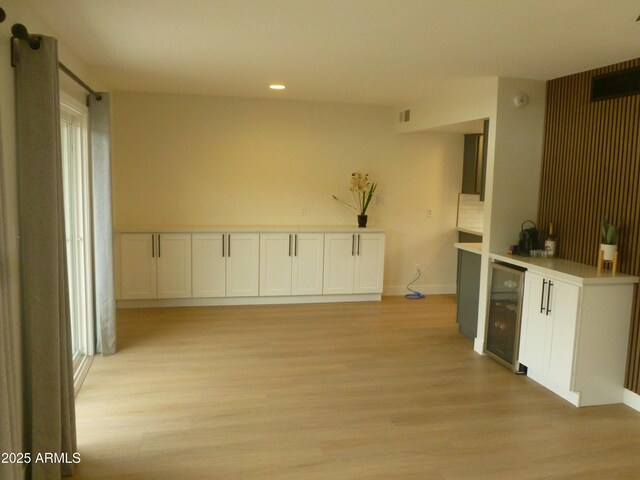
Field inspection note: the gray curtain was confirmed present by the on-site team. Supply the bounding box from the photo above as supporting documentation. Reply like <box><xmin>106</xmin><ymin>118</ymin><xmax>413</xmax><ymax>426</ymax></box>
<box><xmin>89</xmin><ymin>94</ymin><xmax>116</xmax><ymax>355</ymax></box>
<box><xmin>0</xmin><ymin>93</ymin><xmax>24</xmax><ymax>480</ymax></box>
<box><xmin>13</xmin><ymin>35</ymin><xmax>77</xmax><ymax>479</ymax></box>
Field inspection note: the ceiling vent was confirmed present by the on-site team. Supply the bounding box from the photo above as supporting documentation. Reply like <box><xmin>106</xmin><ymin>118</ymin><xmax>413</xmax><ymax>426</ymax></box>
<box><xmin>591</xmin><ymin>66</ymin><xmax>640</xmax><ymax>102</ymax></box>
<box><xmin>399</xmin><ymin>109</ymin><xmax>411</xmax><ymax>123</ymax></box>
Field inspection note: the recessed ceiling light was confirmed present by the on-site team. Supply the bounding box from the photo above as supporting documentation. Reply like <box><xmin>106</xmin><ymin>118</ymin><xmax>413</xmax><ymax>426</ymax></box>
<box><xmin>269</xmin><ymin>84</ymin><xmax>286</xmax><ymax>90</ymax></box>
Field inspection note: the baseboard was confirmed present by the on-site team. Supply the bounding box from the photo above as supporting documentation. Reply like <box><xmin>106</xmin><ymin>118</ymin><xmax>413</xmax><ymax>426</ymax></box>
<box><xmin>117</xmin><ymin>293</ymin><xmax>382</xmax><ymax>309</ymax></box>
<box><xmin>623</xmin><ymin>388</ymin><xmax>640</xmax><ymax>412</ymax></box>
<box><xmin>383</xmin><ymin>283</ymin><xmax>456</xmax><ymax>296</ymax></box>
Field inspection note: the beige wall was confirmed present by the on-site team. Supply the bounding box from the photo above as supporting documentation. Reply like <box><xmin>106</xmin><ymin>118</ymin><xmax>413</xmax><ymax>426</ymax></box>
<box><xmin>112</xmin><ymin>92</ymin><xmax>464</xmax><ymax>294</ymax></box>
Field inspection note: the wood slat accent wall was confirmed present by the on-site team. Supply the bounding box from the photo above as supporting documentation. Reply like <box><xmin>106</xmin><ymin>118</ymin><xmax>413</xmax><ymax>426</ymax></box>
<box><xmin>538</xmin><ymin>58</ymin><xmax>640</xmax><ymax>393</ymax></box>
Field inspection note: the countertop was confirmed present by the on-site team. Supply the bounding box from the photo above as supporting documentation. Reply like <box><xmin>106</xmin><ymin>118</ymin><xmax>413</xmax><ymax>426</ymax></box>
<box><xmin>115</xmin><ymin>225</ymin><xmax>386</xmax><ymax>234</ymax></box>
<box><xmin>490</xmin><ymin>252</ymin><xmax>639</xmax><ymax>286</ymax></box>
<box><xmin>456</xmin><ymin>227</ymin><xmax>483</xmax><ymax>236</ymax></box>
<box><xmin>454</xmin><ymin>242</ymin><xmax>482</xmax><ymax>255</ymax></box>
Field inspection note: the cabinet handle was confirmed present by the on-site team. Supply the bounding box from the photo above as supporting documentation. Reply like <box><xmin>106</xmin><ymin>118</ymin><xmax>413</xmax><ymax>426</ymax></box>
<box><xmin>158</xmin><ymin>234</ymin><xmax>161</xmax><ymax>258</ymax></box>
<box><xmin>357</xmin><ymin>234</ymin><xmax>361</xmax><ymax>256</ymax></box>
<box><xmin>352</xmin><ymin>234</ymin><xmax>355</xmax><ymax>256</ymax></box>
<box><xmin>228</xmin><ymin>234</ymin><xmax>231</xmax><ymax>257</ymax></box>
<box><xmin>295</xmin><ymin>234</ymin><xmax>298</xmax><ymax>256</ymax></box>
<box><xmin>289</xmin><ymin>234</ymin><xmax>292</xmax><ymax>257</ymax></box>
<box><xmin>222</xmin><ymin>234</ymin><xmax>225</xmax><ymax>257</ymax></box>
<box><xmin>546</xmin><ymin>281</ymin><xmax>553</xmax><ymax>315</ymax></box>
<box><xmin>540</xmin><ymin>278</ymin><xmax>546</xmax><ymax>314</ymax></box>
<box><xmin>151</xmin><ymin>234</ymin><xmax>155</xmax><ymax>258</ymax></box>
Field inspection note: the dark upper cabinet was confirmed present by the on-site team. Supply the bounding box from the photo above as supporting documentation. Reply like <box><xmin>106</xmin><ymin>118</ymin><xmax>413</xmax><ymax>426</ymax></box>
<box><xmin>461</xmin><ymin>119</ymin><xmax>489</xmax><ymax>201</ymax></box>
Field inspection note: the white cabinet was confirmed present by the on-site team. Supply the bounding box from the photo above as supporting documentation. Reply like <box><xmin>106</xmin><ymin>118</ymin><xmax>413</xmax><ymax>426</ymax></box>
<box><xmin>192</xmin><ymin>233</ymin><xmax>259</xmax><ymax>297</ymax></box>
<box><xmin>226</xmin><ymin>233</ymin><xmax>260</xmax><ymax>297</ymax></box>
<box><xmin>260</xmin><ymin>233</ymin><xmax>324</xmax><ymax>296</ymax></box>
<box><xmin>519</xmin><ymin>271</ymin><xmax>579</xmax><ymax>390</ymax></box>
<box><xmin>192</xmin><ymin>234</ymin><xmax>226</xmax><ymax>297</ymax></box>
<box><xmin>120</xmin><ymin>233</ymin><xmax>192</xmax><ymax>299</ymax></box>
<box><xmin>118</xmin><ymin>228</ymin><xmax>385</xmax><ymax>306</ymax></box>
<box><xmin>518</xmin><ymin>269</ymin><xmax>634</xmax><ymax>406</ymax></box>
<box><xmin>323</xmin><ymin>233</ymin><xmax>385</xmax><ymax>294</ymax></box>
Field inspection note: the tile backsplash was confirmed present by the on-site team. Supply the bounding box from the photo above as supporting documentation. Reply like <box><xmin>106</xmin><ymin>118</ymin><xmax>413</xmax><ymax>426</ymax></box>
<box><xmin>457</xmin><ymin>194</ymin><xmax>484</xmax><ymax>232</ymax></box>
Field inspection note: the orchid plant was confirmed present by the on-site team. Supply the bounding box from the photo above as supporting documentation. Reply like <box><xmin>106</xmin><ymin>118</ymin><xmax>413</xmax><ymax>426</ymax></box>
<box><xmin>333</xmin><ymin>171</ymin><xmax>377</xmax><ymax>215</ymax></box>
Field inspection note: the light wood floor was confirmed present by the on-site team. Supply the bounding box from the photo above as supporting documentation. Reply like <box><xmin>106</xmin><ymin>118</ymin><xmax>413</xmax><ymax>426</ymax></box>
<box><xmin>73</xmin><ymin>296</ymin><xmax>640</xmax><ymax>479</ymax></box>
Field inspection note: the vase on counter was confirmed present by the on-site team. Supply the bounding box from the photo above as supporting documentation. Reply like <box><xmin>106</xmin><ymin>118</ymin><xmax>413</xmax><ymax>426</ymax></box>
<box><xmin>357</xmin><ymin>215</ymin><xmax>368</xmax><ymax>228</ymax></box>
<box><xmin>600</xmin><ymin>243</ymin><xmax>617</xmax><ymax>261</ymax></box>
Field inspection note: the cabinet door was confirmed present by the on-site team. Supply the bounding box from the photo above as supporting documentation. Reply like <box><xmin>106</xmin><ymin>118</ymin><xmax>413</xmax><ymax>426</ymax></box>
<box><xmin>292</xmin><ymin>233</ymin><xmax>324</xmax><ymax>295</ymax></box>
<box><xmin>354</xmin><ymin>233</ymin><xmax>385</xmax><ymax>294</ymax></box>
<box><xmin>456</xmin><ymin>249</ymin><xmax>481</xmax><ymax>339</ymax></box>
<box><xmin>518</xmin><ymin>271</ymin><xmax>547</xmax><ymax>371</ymax></box>
<box><xmin>157</xmin><ymin>233</ymin><xmax>192</xmax><ymax>299</ymax></box>
<box><xmin>323</xmin><ymin>233</ymin><xmax>356</xmax><ymax>294</ymax></box>
<box><xmin>260</xmin><ymin>233</ymin><xmax>293</xmax><ymax>296</ymax></box>
<box><xmin>226</xmin><ymin>233</ymin><xmax>259</xmax><ymax>297</ymax></box>
<box><xmin>192</xmin><ymin>233</ymin><xmax>226</xmax><ymax>298</ymax></box>
<box><xmin>120</xmin><ymin>234</ymin><xmax>157</xmax><ymax>299</ymax></box>
<box><xmin>545</xmin><ymin>279</ymin><xmax>580</xmax><ymax>388</ymax></box>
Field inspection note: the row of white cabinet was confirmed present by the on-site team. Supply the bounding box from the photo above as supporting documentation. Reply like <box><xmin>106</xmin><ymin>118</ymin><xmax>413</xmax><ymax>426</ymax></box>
<box><xmin>118</xmin><ymin>232</ymin><xmax>385</xmax><ymax>301</ymax></box>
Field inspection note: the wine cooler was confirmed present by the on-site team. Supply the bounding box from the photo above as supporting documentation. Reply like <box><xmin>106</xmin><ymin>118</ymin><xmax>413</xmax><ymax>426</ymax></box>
<box><xmin>484</xmin><ymin>262</ymin><xmax>526</xmax><ymax>372</ymax></box>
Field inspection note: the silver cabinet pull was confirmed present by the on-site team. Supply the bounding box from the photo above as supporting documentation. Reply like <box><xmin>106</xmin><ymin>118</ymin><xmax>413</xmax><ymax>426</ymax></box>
<box><xmin>152</xmin><ymin>234</ymin><xmax>155</xmax><ymax>258</ymax></box>
<box><xmin>222</xmin><ymin>234</ymin><xmax>225</xmax><ymax>257</ymax></box>
<box><xmin>546</xmin><ymin>281</ymin><xmax>553</xmax><ymax>315</ymax></box>
<box><xmin>295</xmin><ymin>234</ymin><xmax>298</xmax><ymax>256</ymax></box>
<box><xmin>352</xmin><ymin>234</ymin><xmax>355</xmax><ymax>256</ymax></box>
<box><xmin>357</xmin><ymin>234</ymin><xmax>361</xmax><ymax>256</ymax></box>
<box><xmin>157</xmin><ymin>234</ymin><xmax>161</xmax><ymax>258</ymax></box>
<box><xmin>228</xmin><ymin>234</ymin><xmax>231</xmax><ymax>257</ymax></box>
<box><xmin>289</xmin><ymin>234</ymin><xmax>292</xmax><ymax>257</ymax></box>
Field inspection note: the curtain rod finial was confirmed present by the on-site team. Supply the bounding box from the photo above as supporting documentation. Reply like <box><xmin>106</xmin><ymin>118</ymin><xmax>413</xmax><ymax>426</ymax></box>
<box><xmin>12</xmin><ymin>23</ymin><xmax>41</xmax><ymax>50</ymax></box>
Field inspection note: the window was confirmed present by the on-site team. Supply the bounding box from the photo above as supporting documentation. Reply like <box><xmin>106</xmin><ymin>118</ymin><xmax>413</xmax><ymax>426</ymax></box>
<box><xmin>60</xmin><ymin>93</ymin><xmax>94</xmax><ymax>394</ymax></box>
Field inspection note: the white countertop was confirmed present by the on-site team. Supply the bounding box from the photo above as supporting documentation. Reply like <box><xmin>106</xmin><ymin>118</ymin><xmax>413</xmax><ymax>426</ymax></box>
<box><xmin>454</xmin><ymin>242</ymin><xmax>482</xmax><ymax>255</ymax></box>
<box><xmin>115</xmin><ymin>225</ymin><xmax>385</xmax><ymax>234</ymax></box>
<box><xmin>457</xmin><ymin>227</ymin><xmax>483</xmax><ymax>236</ymax></box>
<box><xmin>490</xmin><ymin>252</ymin><xmax>639</xmax><ymax>286</ymax></box>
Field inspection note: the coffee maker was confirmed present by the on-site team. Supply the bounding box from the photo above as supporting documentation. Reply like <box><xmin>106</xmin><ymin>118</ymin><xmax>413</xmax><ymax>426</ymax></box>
<box><xmin>518</xmin><ymin>220</ymin><xmax>540</xmax><ymax>256</ymax></box>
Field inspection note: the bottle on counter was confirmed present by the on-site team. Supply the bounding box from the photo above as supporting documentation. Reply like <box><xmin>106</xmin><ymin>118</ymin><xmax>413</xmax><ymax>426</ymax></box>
<box><xmin>544</xmin><ymin>222</ymin><xmax>556</xmax><ymax>257</ymax></box>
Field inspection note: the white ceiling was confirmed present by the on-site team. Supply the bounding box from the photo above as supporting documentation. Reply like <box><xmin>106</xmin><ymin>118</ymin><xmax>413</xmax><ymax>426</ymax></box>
<box><xmin>27</xmin><ymin>0</ymin><xmax>640</xmax><ymax>106</ymax></box>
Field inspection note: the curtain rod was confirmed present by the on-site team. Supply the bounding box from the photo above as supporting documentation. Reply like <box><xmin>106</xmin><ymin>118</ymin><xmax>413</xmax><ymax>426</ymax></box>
<box><xmin>11</xmin><ymin>23</ymin><xmax>102</xmax><ymax>101</ymax></box>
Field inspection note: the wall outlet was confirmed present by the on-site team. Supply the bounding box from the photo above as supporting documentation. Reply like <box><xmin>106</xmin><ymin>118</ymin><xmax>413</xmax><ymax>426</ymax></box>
<box><xmin>426</xmin><ymin>208</ymin><xmax>433</xmax><ymax>217</ymax></box>
<box><xmin>299</xmin><ymin>206</ymin><xmax>307</xmax><ymax>216</ymax></box>
<box><xmin>376</xmin><ymin>195</ymin><xmax>385</xmax><ymax>206</ymax></box>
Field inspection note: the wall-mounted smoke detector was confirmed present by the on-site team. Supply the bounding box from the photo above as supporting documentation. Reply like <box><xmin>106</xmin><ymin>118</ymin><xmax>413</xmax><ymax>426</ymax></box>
<box><xmin>513</xmin><ymin>94</ymin><xmax>529</xmax><ymax>107</ymax></box>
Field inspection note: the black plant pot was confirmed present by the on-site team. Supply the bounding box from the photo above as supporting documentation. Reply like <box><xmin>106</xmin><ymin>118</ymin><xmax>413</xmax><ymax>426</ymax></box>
<box><xmin>357</xmin><ymin>215</ymin><xmax>368</xmax><ymax>228</ymax></box>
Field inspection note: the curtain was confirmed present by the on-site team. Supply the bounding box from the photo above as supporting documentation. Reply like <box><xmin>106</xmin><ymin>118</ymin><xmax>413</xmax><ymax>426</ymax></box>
<box><xmin>89</xmin><ymin>94</ymin><xmax>116</xmax><ymax>355</ymax></box>
<box><xmin>0</xmin><ymin>91</ymin><xmax>24</xmax><ymax>480</ymax></box>
<box><xmin>13</xmin><ymin>35</ymin><xmax>77</xmax><ymax>479</ymax></box>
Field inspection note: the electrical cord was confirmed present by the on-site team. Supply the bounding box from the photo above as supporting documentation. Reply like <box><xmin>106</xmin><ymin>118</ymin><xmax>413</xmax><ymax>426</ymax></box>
<box><xmin>405</xmin><ymin>267</ymin><xmax>426</xmax><ymax>300</ymax></box>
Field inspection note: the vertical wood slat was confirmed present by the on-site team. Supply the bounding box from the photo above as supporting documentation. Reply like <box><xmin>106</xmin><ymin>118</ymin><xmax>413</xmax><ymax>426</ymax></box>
<box><xmin>537</xmin><ymin>57</ymin><xmax>640</xmax><ymax>394</ymax></box>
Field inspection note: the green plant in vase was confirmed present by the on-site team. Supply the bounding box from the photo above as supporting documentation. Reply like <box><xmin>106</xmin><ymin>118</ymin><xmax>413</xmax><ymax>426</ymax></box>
<box><xmin>600</xmin><ymin>219</ymin><xmax>619</xmax><ymax>261</ymax></box>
